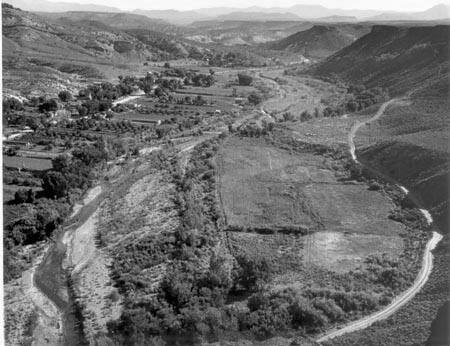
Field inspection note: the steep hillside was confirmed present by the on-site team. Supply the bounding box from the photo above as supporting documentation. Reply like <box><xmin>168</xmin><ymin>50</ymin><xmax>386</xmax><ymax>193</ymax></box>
<box><xmin>2</xmin><ymin>4</ymin><xmax>204</xmax><ymax>94</ymax></box>
<box><xmin>311</xmin><ymin>25</ymin><xmax>450</xmax><ymax>94</ymax></box>
<box><xmin>2</xmin><ymin>5</ymin><xmax>191</xmax><ymax>61</ymax></box>
<box><xmin>268</xmin><ymin>24</ymin><xmax>370</xmax><ymax>59</ymax></box>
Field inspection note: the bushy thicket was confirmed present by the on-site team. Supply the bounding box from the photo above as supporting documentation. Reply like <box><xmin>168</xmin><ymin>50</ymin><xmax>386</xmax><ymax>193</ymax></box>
<box><xmin>3</xmin><ymin>97</ymin><xmax>23</xmax><ymax>113</ymax></box>
<box><xmin>240</xmin><ymin>289</ymin><xmax>329</xmax><ymax>338</ymax></box>
<box><xmin>322</xmin><ymin>84</ymin><xmax>388</xmax><ymax>117</ymax></box>
<box><xmin>42</xmin><ymin>141</ymin><xmax>107</xmax><ymax>198</ymax></box>
<box><xmin>238</xmin><ymin>73</ymin><xmax>253</xmax><ymax>86</ymax></box>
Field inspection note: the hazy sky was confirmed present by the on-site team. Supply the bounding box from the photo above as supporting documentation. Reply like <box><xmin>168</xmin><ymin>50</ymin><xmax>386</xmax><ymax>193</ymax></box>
<box><xmin>47</xmin><ymin>0</ymin><xmax>449</xmax><ymax>12</ymax></box>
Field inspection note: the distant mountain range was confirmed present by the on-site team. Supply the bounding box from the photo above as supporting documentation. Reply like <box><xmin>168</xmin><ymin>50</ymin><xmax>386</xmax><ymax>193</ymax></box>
<box><xmin>3</xmin><ymin>0</ymin><xmax>450</xmax><ymax>25</ymax></box>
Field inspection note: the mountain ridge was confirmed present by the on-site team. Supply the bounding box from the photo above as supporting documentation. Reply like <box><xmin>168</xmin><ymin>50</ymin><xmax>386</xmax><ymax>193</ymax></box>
<box><xmin>4</xmin><ymin>1</ymin><xmax>450</xmax><ymax>24</ymax></box>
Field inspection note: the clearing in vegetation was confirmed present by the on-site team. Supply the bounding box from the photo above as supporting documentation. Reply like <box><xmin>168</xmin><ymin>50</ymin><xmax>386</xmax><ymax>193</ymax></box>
<box><xmin>218</xmin><ymin>135</ymin><xmax>405</xmax><ymax>239</ymax></box>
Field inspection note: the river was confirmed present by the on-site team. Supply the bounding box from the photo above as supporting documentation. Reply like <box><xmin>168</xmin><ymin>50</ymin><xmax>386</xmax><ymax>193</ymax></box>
<box><xmin>33</xmin><ymin>185</ymin><xmax>105</xmax><ymax>345</ymax></box>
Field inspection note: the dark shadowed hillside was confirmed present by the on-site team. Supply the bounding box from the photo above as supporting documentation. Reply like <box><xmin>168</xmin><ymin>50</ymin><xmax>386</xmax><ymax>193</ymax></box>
<box><xmin>268</xmin><ymin>24</ymin><xmax>370</xmax><ymax>59</ymax></box>
<box><xmin>311</xmin><ymin>25</ymin><xmax>450</xmax><ymax>94</ymax></box>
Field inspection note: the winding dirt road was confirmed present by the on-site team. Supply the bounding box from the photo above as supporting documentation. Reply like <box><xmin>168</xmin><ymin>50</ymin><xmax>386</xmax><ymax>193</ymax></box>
<box><xmin>318</xmin><ymin>231</ymin><xmax>442</xmax><ymax>343</ymax></box>
<box><xmin>317</xmin><ymin>99</ymin><xmax>443</xmax><ymax>343</ymax></box>
<box><xmin>348</xmin><ymin>98</ymin><xmax>399</xmax><ymax>161</ymax></box>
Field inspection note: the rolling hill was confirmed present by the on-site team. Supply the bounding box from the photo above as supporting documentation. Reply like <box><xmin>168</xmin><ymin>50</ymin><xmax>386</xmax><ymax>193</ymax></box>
<box><xmin>267</xmin><ymin>24</ymin><xmax>370</xmax><ymax>59</ymax></box>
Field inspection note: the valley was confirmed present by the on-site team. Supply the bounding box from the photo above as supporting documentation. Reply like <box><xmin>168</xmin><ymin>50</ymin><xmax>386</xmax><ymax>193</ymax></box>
<box><xmin>2</xmin><ymin>2</ymin><xmax>449</xmax><ymax>345</ymax></box>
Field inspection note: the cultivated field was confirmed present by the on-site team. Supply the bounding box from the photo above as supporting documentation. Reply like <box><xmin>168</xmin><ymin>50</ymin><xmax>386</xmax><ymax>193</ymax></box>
<box><xmin>218</xmin><ymin>136</ymin><xmax>406</xmax><ymax>276</ymax></box>
<box><xmin>3</xmin><ymin>156</ymin><xmax>53</xmax><ymax>171</ymax></box>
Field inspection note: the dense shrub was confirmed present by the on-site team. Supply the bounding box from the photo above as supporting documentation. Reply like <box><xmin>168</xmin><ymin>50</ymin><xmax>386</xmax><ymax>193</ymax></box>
<box><xmin>58</xmin><ymin>90</ymin><xmax>72</xmax><ymax>102</ymax></box>
<box><xmin>248</xmin><ymin>93</ymin><xmax>262</xmax><ymax>105</ymax></box>
<box><xmin>238</xmin><ymin>73</ymin><xmax>253</xmax><ymax>86</ymax></box>
<box><xmin>191</xmin><ymin>74</ymin><xmax>215</xmax><ymax>87</ymax></box>
<box><xmin>14</xmin><ymin>188</ymin><xmax>35</xmax><ymax>204</ymax></box>
<box><xmin>39</xmin><ymin>99</ymin><xmax>58</xmax><ymax>113</ymax></box>
<box><xmin>5</xmin><ymin>198</ymin><xmax>69</xmax><ymax>247</ymax></box>
<box><xmin>42</xmin><ymin>171</ymin><xmax>69</xmax><ymax>198</ymax></box>
<box><xmin>233</xmin><ymin>254</ymin><xmax>271</xmax><ymax>292</ymax></box>
<box><xmin>3</xmin><ymin>98</ymin><xmax>23</xmax><ymax>113</ymax></box>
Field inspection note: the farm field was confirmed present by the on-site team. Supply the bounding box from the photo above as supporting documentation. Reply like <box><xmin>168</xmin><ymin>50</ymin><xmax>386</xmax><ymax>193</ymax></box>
<box><xmin>3</xmin><ymin>155</ymin><xmax>53</xmax><ymax>171</ymax></box>
<box><xmin>217</xmin><ymin>136</ymin><xmax>406</xmax><ymax>271</ymax></box>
